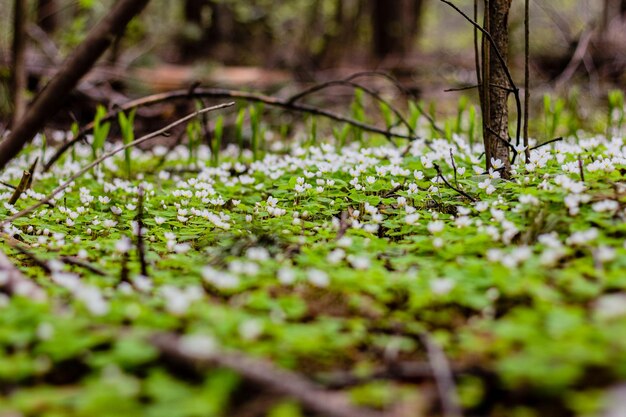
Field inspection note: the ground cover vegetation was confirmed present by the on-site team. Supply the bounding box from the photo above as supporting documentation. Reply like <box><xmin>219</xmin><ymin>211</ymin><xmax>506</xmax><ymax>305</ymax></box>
<box><xmin>2</xmin><ymin>1</ymin><xmax>626</xmax><ymax>417</ymax></box>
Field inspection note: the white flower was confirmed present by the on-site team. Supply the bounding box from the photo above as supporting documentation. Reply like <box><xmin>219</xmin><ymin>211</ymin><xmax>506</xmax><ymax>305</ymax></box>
<box><xmin>490</xmin><ymin>158</ymin><xmax>504</xmax><ymax>170</ymax></box>
<box><xmin>246</xmin><ymin>247</ymin><xmax>270</xmax><ymax>261</ymax></box>
<box><xmin>154</xmin><ymin>216</ymin><xmax>166</xmax><ymax>225</ymax></box>
<box><xmin>427</xmin><ymin>220</ymin><xmax>444</xmax><ymax>234</ymax></box>
<box><xmin>277</xmin><ymin>267</ymin><xmax>296</xmax><ymax>284</ymax></box>
<box><xmin>202</xmin><ymin>266</ymin><xmax>240</xmax><ymax>289</ymax></box>
<box><xmin>98</xmin><ymin>196</ymin><xmax>111</xmax><ymax>204</ymax></box>
<box><xmin>336</xmin><ymin>236</ymin><xmax>353</xmax><ymax>248</ymax></box>
<box><xmin>327</xmin><ymin>248</ymin><xmax>345</xmax><ymax>265</ymax></box>
<box><xmin>307</xmin><ymin>269</ymin><xmax>329</xmax><ymax>287</ymax></box>
<box><xmin>115</xmin><ymin>236</ymin><xmax>132</xmax><ymax>253</ymax></box>
<box><xmin>405</xmin><ymin>213</ymin><xmax>420</xmax><ymax>225</ymax></box>
<box><xmin>174</xmin><ymin>243</ymin><xmax>191</xmax><ymax>253</ymax></box>
<box><xmin>566</xmin><ymin>228</ymin><xmax>599</xmax><ymax>246</ymax></box>
<box><xmin>455</xmin><ymin>216</ymin><xmax>472</xmax><ymax>228</ymax></box>
<box><xmin>348</xmin><ymin>255</ymin><xmax>370</xmax><ymax>270</ymax></box>
<box><xmin>430</xmin><ymin>278</ymin><xmax>455</xmax><ymax>295</ymax></box>
<box><xmin>592</xmin><ymin>200</ymin><xmax>619</xmax><ymax>213</ymax></box>
<box><xmin>111</xmin><ymin>206</ymin><xmax>122</xmax><ymax>215</ymax></box>
<box><xmin>519</xmin><ymin>194</ymin><xmax>539</xmax><ymax>205</ymax></box>
<box><xmin>239</xmin><ymin>320</ymin><xmax>263</xmax><ymax>341</ymax></box>
<box><xmin>478</xmin><ymin>178</ymin><xmax>491</xmax><ymax>190</ymax></box>
<box><xmin>595</xmin><ymin>246</ymin><xmax>616</xmax><ymax>263</ymax></box>
<box><xmin>180</xmin><ymin>334</ymin><xmax>217</xmax><ymax>359</ymax></box>
<box><xmin>594</xmin><ymin>293</ymin><xmax>626</xmax><ymax>320</ymax></box>
<box><xmin>486</xmin><ymin>249</ymin><xmax>503</xmax><ymax>262</ymax></box>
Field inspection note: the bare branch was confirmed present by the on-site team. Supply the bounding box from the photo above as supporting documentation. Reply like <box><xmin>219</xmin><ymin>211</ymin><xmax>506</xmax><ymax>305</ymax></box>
<box><xmin>43</xmin><ymin>87</ymin><xmax>420</xmax><ymax>171</ymax></box>
<box><xmin>151</xmin><ymin>332</ymin><xmax>385</xmax><ymax>417</ymax></box>
<box><xmin>0</xmin><ymin>243</ymin><xmax>46</xmax><ymax>302</ymax></box>
<box><xmin>421</xmin><ymin>333</ymin><xmax>464</xmax><ymax>417</ymax></box>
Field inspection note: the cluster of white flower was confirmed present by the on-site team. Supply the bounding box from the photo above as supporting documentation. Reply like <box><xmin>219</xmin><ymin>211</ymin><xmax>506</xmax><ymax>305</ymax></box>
<box><xmin>159</xmin><ymin>285</ymin><xmax>203</xmax><ymax>315</ymax></box>
<box><xmin>51</xmin><ymin>269</ymin><xmax>109</xmax><ymax>316</ymax></box>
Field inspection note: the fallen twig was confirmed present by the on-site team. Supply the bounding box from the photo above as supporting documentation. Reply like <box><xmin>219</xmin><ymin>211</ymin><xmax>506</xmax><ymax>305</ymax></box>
<box><xmin>421</xmin><ymin>333</ymin><xmax>464</xmax><ymax>417</ymax></box>
<box><xmin>434</xmin><ymin>163</ymin><xmax>476</xmax><ymax>203</ymax></box>
<box><xmin>0</xmin><ymin>103</ymin><xmax>234</xmax><ymax>228</ymax></box>
<box><xmin>8</xmin><ymin>157</ymin><xmax>38</xmax><ymax>205</ymax></box>
<box><xmin>335</xmin><ymin>210</ymin><xmax>351</xmax><ymax>241</ymax></box>
<box><xmin>151</xmin><ymin>332</ymin><xmax>385</xmax><ymax>417</ymax></box>
<box><xmin>0</xmin><ymin>247</ymin><xmax>46</xmax><ymax>302</ymax></box>
<box><xmin>61</xmin><ymin>256</ymin><xmax>108</xmax><ymax>277</ymax></box>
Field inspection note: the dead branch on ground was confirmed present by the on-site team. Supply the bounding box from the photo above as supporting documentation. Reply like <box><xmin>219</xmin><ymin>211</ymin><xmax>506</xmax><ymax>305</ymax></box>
<box><xmin>151</xmin><ymin>332</ymin><xmax>386</xmax><ymax>417</ymax></box>
<box><xmin>0</xmin><ymin>245</ymin><xmax>46</xmax><ymax>302</ymax></box>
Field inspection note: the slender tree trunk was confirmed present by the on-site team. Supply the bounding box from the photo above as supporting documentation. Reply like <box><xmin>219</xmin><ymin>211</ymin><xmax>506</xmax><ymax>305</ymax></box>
<box><xmin>37</xmin><ymin>0</ymin><xmax>57</xmax><ymax>33</ymax></box>
<box><xmin>0</xmin><ymin>0</ymin><xmax>151</xmax><ymax>172</ymax></box>
<box><xmin>11</xmin><ymin>0</ymin><xmax>28</xmax><ymax>127</ymax></box>
<box><xmin>372</xmin><ymin>0</ymin><xmax>403</xmax><ymax>58</ymax></box>
<box><xmin>482</xmin><ymin>0</ymin><xmax>512</xmax><ymax>175</ymax></box>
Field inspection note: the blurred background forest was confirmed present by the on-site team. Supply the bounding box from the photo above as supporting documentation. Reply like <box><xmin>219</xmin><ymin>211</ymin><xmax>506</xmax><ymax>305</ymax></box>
<box><xmin>0</xmin><ymin>0</ymin><xmax>625</xmax><ymax>131</ymax></box>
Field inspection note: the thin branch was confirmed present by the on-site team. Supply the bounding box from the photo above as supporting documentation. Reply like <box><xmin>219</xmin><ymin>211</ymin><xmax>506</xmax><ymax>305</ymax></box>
<box><xmin>578</xmin><ymin>157</ymin><xmax>585</xmax><ymax>182</ymax></box>
<box><xmin>473</xmin><ymin>0</ymin><xmax>483</xmax><ymax>111</ymax></box>
<box><xmin>151</xmin><ymin>333</ymin><xmax>385</xmax><ymax>417</ymax></box>
<box><xmin>529</xmin><ymin>136</ymin><xmax>563</xmax><ymax>151</ymax></box>
<box><xmin>421</xmin><ymin>333</ymin><xmax>464</xmax><ymax>417</ymax></box>
<box><xmin>43</xmin><ymin>87</ymin><xmax>420</xmax><ymax>172</ymax></box>
<box><xmin>0</xmin><ymin>103</ymin><xmax>234</xmax><ymax>228</ymax></box>
<box><xmin>288</xmin><ymin>79</ymin><xmax>418</xmax><ymax>141</ymax></box>
<box><xmin>449</xmin><ymin>149</ymin><xmax>459</xmax><ymax>187</ymax></box>
<box><xmin>61</xmin><ymin>256</ymin><xmax>108</xmax><ymax>276</ymax></box>
<box><xmin>434</xmin><ymin>163</ymin><xmax>477</xmax><ymax>203</ymax></box>
<box><xmin>523</xmin><ymin>0</ymin><xmax>531</xmax><ymax>163</ymax></box>
<box><xmin>444</xmin><ymin>85</ymin><xmax>480</xmax><ymax>93</ymax></box>
<box><xmin>0</xmin><ymin>243</ymin><xmax>46</xmax><ymax>302</ymax></box>
<box><xmin>553</xmin><ymin>29</ymin><xmax>593</xmax><ymax>90</ymax></box>
<box><xmin>334</xmin><ymin>210</ymin><xmax>351</xmax><ymax>241</ymax></box>
<box><xmin>311</xmin><ymin>70</ymin><xmax>444</xmax><ymax>134</ymax></box>
<box><xmin>8</xmin><ymin>241</ymin><xmax>51</xmax><ymax>273</ymax></box>
<box><xmin>0</xmin><ymin>181</ymin><xmax>18</xmax><ymax>190</ymax></box>
<box><xmin>136</xmin><ymin>186</ymin><xmax>148</xmax><ymax>277</ymax></box>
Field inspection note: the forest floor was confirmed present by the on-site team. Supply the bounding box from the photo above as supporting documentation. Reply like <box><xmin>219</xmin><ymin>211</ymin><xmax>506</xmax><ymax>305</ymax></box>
<box><xmin>1</xmin><ymin>103</ymin><xmax>626</xmax><ymax>417</ymax></box>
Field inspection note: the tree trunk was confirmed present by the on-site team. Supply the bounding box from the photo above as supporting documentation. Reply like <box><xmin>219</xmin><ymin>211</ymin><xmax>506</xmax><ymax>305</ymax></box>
<box><xmin>10</xmin><ymin>0</ymin><xmax>28</xmax><ymax>127</ymax></box>
<box><xmin>371</xmin><ymin>0</ymin><xmax>423</xmax><ymax>59</ymax></box>
<box><xmin>37</xmin><ymin>0</ymin><xmax>58</xmax><ymax>33</ymax></box>
<box><xmin>0</xmin><ymin>0</ymin><xmax>152</xmax><ymax>172</ymax></box>
<box><xmin>482</xmin><ymin>0</ymin><xmax>512</xmax><ymax>175</ymax></box>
